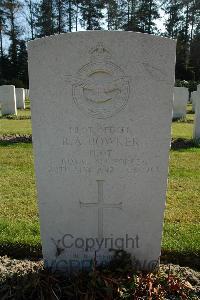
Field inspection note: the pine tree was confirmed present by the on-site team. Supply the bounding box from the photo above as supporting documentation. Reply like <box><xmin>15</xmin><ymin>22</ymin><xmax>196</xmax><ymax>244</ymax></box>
<box><xmin>17</xmin><ymin>40</ymin><xmax>28</xmax><ymax>87</ymax></box>
<box><xmin>24</xmin><ymin>0</ymin><xmax>38</xmax><ymax>40</ymax></box>
<box><xmin>0</xmin><ymin>3</ymin><xmax>10</xmax><ymax>85</ymax></box>
<box><xmin>188</xmin><ymin>1</ymin><xmax>200</xmax><ymax>81</ymax></box>
<box><xmin>164</xmin><ymin>0</ymin><xmax>182</xmax><ymax>38</ymax></box>
<box><xmin>122</xmin><ymin>0</ymin><xmax>141</xmax><ymax>31</ymax></box>
<box><xmin>105</xmin><ymin>0</ymin><xmax>125</xmax><ymax>30</ymax></box>
<box><xmin>189</xmin><ymin>30</ymin><xmax>200</xmax><ymax>81</ymax></box>
<box><xmin>3</xmin><ymin>0</ymin><xmax>21</xmax><ymax>80</ymax></box>
<box><xmin>79</xmin><ymin>0</ymin><xmax>105</xmax><ymax>30</ymax></box>
<box><xmin>136</xmin><ymin>0</ymin><xmax>160</xmax><ymax>34</ymax></box>
<box><xmin>175</xmin><ymin>0</ymin><xmax>200</xmax><ymax>80</ymax></box>
<box><xmin>54</xmin><ymin>0</ymin><xmax>66</xmax><ymax>33</ymax></box>
<box><xmin>36</xmin><ymin>0</ymin><xmax>55</xmax><ymax>37</ymax></box>
<box><xmin>0</xmin><ymin>3</ymin><xmax>6</xmax><ymax>58</ymax></box>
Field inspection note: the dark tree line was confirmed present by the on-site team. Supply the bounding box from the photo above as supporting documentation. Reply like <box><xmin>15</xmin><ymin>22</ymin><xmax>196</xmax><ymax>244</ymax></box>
<box><xmin>0</xmin><ymin>0</ymin><xmax>200</xmax><ymax>87</ymax></box>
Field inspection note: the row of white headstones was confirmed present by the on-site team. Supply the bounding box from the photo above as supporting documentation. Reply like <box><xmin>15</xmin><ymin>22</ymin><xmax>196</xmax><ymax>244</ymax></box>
<box><xmin>173</xmin><ymin>85</ymin><xmax>200</xmax><ymax>140</ymax></box>
<box><xmin>0</xmin><ymin>84</ymin><xmax>199</xmax><ymax>139</ymax></box>
<box><xmin>0</xmin><ymin>85</ymin><xmax>29</xmax><ymax>115</ymax></box>
<box><xmin>173</xmin><ymin>86</ymin><xmax>199</xmax><ymax>118</ymax></box>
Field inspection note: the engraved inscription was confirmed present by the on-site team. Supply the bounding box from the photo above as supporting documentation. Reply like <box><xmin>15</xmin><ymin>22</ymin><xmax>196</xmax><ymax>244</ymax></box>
<box><xmin>80</xmin><ymin>180</ymin><xmax>122</xmax><ymax>239</ymax></box>
<box><xmin>62</xmin><ymin>126</ymin><xmax>137</xmax><ymax>147</ymax></box>
<box><xmin>48</xmin><ymin>125</ymin><xmax>160</xmax><ymax>177</ymax></box>
<box><xmin>72</xmin><ymin>43</ymin><xmax>130</xmax><ymax>119</ymax></box>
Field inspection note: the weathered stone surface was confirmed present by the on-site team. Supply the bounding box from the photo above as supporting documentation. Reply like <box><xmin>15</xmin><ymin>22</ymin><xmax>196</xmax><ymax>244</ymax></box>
<box><xmin>0</xmin><ymin>85</ymin><xmax>17</xmax><ymax>115</ymax></box>
<box><xmin>28</xmin><ymin>31</ymin><xmax>176</xmax><ymax>272</ymax></box>
<box><xmin>173</xmin><ymin>87</ymin><xmax>188</xmax><ymax>119</ymax></box>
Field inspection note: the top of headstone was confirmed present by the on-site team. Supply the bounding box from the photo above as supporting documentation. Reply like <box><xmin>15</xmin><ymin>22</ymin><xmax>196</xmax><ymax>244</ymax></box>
<box><xmin>0</xmin><ymin>85</ymin><xmax>15</xmax><ymax>87</ymax></box>
<box><xmin>28</xmin><ymin>31</ymin><xmax>176</xmax><ymax>49</ymax></box>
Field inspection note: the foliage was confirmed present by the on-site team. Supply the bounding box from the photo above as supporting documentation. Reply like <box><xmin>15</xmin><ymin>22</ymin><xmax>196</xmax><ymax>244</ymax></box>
<box><xmin>175</xmin><ymin>79</ymin><xmax>189</xmax><ymax>88</ymax></box>
<box><xmin>36</xmin><ymin>0</ymin><xmax>55</xmax><ymax>37</ymax></box>
<box><xmin>79</xmin><ymin>0</ymin><xmax>105</xmax><ymax>30</ymax></box>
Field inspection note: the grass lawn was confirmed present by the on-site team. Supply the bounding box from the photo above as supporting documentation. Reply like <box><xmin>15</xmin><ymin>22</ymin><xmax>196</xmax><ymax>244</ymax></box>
<box><xmin>0</xmin><ymin>104</ymin><xmax>199</xmax><ymax>259</ymax></box>
<box><xmin>0</xmin><ymin>101</ymin><xmax>32</xmax><ymax>136</ymax></box>
<box><xmin>164</xmin><ymin>148</ymin><xmax>200</xmax><ymax>254</ymax></box>
<box><xmin>0</xmin><ymin>143</ymin><xmax>39</xmax><ymax>246</ymax></box>
<box><xmin>171</xmin><ymin>104</ymin><xmax>194</xmax><ymax>140</ymax></box>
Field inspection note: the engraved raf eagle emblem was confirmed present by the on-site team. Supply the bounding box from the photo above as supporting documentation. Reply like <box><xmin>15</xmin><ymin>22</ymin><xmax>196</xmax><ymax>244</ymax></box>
<box><xmin>72</xmin><ymin>43</ymin><xmax>130</xmax><ymax>119</ymax></box>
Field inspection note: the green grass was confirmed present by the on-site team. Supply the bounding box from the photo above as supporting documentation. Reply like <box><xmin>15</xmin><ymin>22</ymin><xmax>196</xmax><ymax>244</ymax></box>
<box><xmin>0</xmin><ymin>143</ymin><xmax>40</xmax><ymax>247</ymax></box>
<box><xmin>171</xmin><ymin>122</ymin><xmax>193</xmax><ymax>139</ymax></box>
<box><xmin>0</xmin><ymin>118</ymin><xmax>32</xmax><ymax>136</ymax></box>
<box><xmin>0</xmin><ymin>101</ymin><xmax>32</xmax><ymax>136</ymax></box>
<box><xmin>163</xmin><ymin>148</ymin><xmax>200</xmax><ymax>253</ymax></box>
<box><xmin>171</xmin><ymin>104</ymin><xmax>195</xmax><ymax>140</ymax></box>
<box><xmin>0</xmin><ymin>104</ymin><xmax>199</xmax><ymax>258</ymax></box>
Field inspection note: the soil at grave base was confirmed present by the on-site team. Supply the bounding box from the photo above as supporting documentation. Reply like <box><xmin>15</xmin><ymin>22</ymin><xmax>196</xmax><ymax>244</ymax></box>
<box><xmin>0</xmin><ymin>256</ymin><xmax>200</xmax><ymax>299</ymax></box>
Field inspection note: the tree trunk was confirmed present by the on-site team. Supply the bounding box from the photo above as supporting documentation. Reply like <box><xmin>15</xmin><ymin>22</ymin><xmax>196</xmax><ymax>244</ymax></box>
<box><xmin>0</xmin><ymin>21</ymin><xmax>3</xmax><ymax>58</ymax></box>
<box><xmin>58</xmin><ymin>0</ymin><xmax>61</xmax><ymax>34</ymax></box>
<box><xmin>69</xmin><ymin>0</ymin><xmax>72</xmax><ymax>32</ymax></box>
<box><xmin>29</xmin><ymin>0</ymin><xmax>34</xmax><ymax>39</ymax></box>
<box><xmin>107</xmin><ymin>2</ymin><xmax>110</xmax><ymax>30</ymax></box>
<box><xmin>148</xmin><ymin>0</ymin><xmax>152</xmax><ymax>34</ymax></box>
<box><xmin>75</xmin><ymin>3</ymin><xmax>78</xmax><ymax>31</ymax></box>
<box><xmin>127</xmin><ymin>0</ymin><xmax>130</xmax><ymax>24</ymax></box>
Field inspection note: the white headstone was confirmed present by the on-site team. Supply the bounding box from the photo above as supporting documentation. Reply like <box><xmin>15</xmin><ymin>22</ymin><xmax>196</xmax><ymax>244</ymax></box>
<box><xmin>0</xmin><ymin>85</ymin><xmax>17</xmax><ymax>115</ymax></box>
<box><xmin>191</xmin><ymin>91</ymin><xmax>197</xmax><ymax>113</ymax></box>
<box><xmin>15</xmin><ymin>88</ymin><xmax>25</xmax><ymax>109</ymax></box>
<box><xmin>28</xmin><ymin>32</ymin><xmax>176</xmax><ymax>272</ymax></box>
<box><xmin>25</xmin><ymin>89</ymin><xmax>29</xmax><ymax>99</ymax></box>
<box><xmin>172</xmin><ymin>87</ymin><xmax>188</xmax><ymax>119</ymax></box>
<box><xmin>193</xmin><ymin>85</ymin><xmax>200</xmax><ymax>141</ymax></box>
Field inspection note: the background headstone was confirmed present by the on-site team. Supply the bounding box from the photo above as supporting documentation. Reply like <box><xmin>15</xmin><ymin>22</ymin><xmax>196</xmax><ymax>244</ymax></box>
<box><xmin>15</xmin><ymin>88</ymin><xmax>25</xmax><ymax>109</ymax></box>
<box><xmin>191</xmin><ymin>91</ymin><xmax>197</xmax><ymax>113</ymax></box>
<box><xmin>25</xmin><ymin>89</ymin><xmax>29</xmax><ymax>99</ymax></box>
<box><xmin>0</xmin><ymin>85</ymin><xmax>17</xmax><ymax>115</ymax></box>
<box><xmin>193</xmin><ymin>85</ymin><xmax>200</xmax><ymax>141</ymax></box>
<box><xmin>28</xmin><ymin>32</ymin><xmax>176</xmax><ymax>272</ymax></box>
<box><xmin>172</xmin><ymin>87</ymin><xmax>188</xmax><ymax>119</ymax></box>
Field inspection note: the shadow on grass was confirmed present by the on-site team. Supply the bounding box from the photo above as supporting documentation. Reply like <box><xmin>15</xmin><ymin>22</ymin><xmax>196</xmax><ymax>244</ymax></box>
<box><xmin>161</xmin><ymin>250</ymin><xmax>200</xmax><ymax>270</ymax></box>
<box><xmin>0</xmin><ymin>115</ymin><xmax>31</xmax><ymax>120</ymax></box>
<box><xmin>0</xmin><ymin>243</ymin><xmax>42</xmax><ymax>260</ymax></box>
<box><xmin>172</xmin><ymin>117</ymin><xmax>194</xmax><ymax>123</ymax></box>
<box><xmin>0</xmin><ymin>242</ymin><xmax>199</xmax><ymax>270</ymax></box>
<box><xmin>171</xmin><ymin>138</ymin><xmax>200</xmax><ymax>150</ymax></box>
<box><xmin>187</xmin><ymin>109</ymin><xmax>195</xmax><ymax>115</ymax></box>
<box><xmin>0</xmin><ymin>135</ymin><xmax>32</xmax><ymax>145</ymax></box>
<box><xmin>1</xmin><ymin>136</ymin><xmax>199</xmax><ymax>150</ymax></box>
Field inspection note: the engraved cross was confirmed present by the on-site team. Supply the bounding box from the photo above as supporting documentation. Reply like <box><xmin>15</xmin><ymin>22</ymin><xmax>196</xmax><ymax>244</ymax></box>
<box><xmin>80</xmin><ymin>180</ymin><xmax>122</xmax><ymax>239</ymax></box>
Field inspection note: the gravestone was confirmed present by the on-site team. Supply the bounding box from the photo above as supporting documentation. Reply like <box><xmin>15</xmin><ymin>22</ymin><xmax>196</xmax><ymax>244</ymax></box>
<box><xmin>172</xmin><ymin>87</ymin><xmax>188</xmax><ymax>119</ymax></box>
<box><xmin>191</xmin><ymin>91</ymin><xmax>197</xmax><ymax>112</ymax></box>
<box><xmin>193</xmin><ymin>85</ymin><xmax>200</xmax><ymax>140</ymax></box>
<box><xmin>15</xmin><ymin>88</ymin><xmax>25</xmax><ymax>109</ymax></box>
<box><xmin>25</xmin><ymin>89</ymin><xmax>29</xmax><ymax>99</ymax></box>
<box><xmin>0</xmin><ymin>85</ymin><xmax>17</xmax><ymax>115</ymax></box>
<box><xmin>28</xmin><ymin>31</ymin><xmax>176</xmax><ymax>272</ymax></box>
